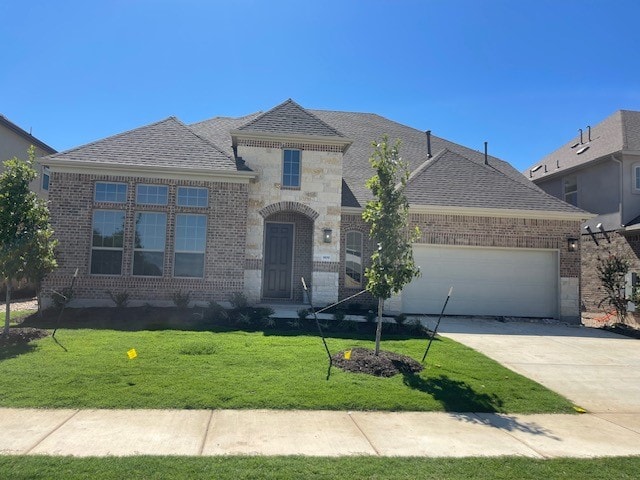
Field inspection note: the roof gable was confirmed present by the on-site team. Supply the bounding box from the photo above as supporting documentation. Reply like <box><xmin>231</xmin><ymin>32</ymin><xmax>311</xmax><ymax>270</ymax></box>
<box><xmin>47</xmin><ymin>117</ymin><xmax>238</xmax><ymax>171</ymax></box>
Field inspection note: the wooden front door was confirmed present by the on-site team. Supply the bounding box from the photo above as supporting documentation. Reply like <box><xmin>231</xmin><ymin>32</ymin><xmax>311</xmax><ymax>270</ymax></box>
<box><xmin>263</xmin><ymin>223</ymin><xmax>294</xmax><ymax>299</ymax></box>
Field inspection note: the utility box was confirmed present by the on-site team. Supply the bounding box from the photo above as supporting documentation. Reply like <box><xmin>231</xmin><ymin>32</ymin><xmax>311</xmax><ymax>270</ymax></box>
<box><xmin>626</xmin><ymin>272</ymin><xmax>638</xmax><ymax>313</ymax></box>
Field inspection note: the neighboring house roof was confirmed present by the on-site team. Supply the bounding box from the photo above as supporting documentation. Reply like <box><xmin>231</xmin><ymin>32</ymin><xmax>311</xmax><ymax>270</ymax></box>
<box><xmin>236</xmin><ymin>99</ymin><xmax>345</xmax><ymax>138</ymax></box>
<box><xmin>0</xmin><ymin>114</ymin><xmax>57</xmax><ymax>154</ymax></box>
<box><xmin>406</xmin><ymin>149</ymin><xmax>585</xmax><ymax>213</ymax></box>
<box><xmin>526</xmin><ymin>110</ymin><xmax>640</xmax><ymax>182</ymax></box>
<box><xmin>46</xmin><ymin>117</ymin><xmax>238</xmax><ymax>172</ymax></box>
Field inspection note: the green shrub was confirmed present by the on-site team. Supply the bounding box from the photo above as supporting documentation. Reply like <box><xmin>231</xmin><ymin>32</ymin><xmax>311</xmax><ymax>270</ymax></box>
<box><xmin>172</xmin><ymin>290</ymin><xmax>191</xmax><ymax>309</ymax></box>
<box><xmin>333</xmin><ymin>308</ymin><xmax>346</xmax><ymax>322</ymax></box>
<box><xmin>229</xmin><ymin>292</ymin><xmax>249</xmax><ymax>310</ymax></box>
<box><xmin>365</xmin><ymin>310</ymin><xmax>377</xmax><ymax>323</ymax></box>
<box><xmin>107</xmin><ymin>290</ymin><xmax>130</xmax><ymax>308</ymax></box>
<box><xmin>394</xmin><ymin>313</ymin><xmax>407</xmax><ymax>325</ymax></box>
<box><xmin>51</xmin><ymin>287</ymin><xmax>74</xmax><ymax>309</ymax></box>
<box><xmin>297</xmin><ymin>308</ymin><xmax>310</xmax><ymax>321</ymax></box>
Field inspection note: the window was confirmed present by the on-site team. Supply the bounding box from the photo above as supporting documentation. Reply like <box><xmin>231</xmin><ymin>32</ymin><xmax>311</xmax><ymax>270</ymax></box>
<box><xmin>563</xmin><ymin>176</ymin><xmax>577</xmax><ymax>206</ymax></box>
<box><xmin>634</xmin><ymin>165</ymin><xmax>640</xmax><ymax>192</ymax></box>
<box><xmin>91</xmin><ymin>210</ymin><xmax>125</xmax><ymax>275</ymax></box>
<box><xmin>174</xmin><ymin>214</ymin><xmax>206</xmax><ymax>278</ymax></box>
<box><xmin>95</xmin><ymin>182</ymin><xmax>127</xmax><ymax>203</ymax></box>
<box><xmin>133</xmin><ymin>212</ymin><xmax>166</xmax><ymax>276</ymax></box>
<box><xmin>345</xmin><ymin>231</ymin><xmax>363</xmax><ymax>287</ymax></box>
<box><xmin>282</xmin><ymin>149</ymin><xmax>301</xmax><ymax>188</ymax></box>
<box><xmin>42</xmin><ymin>167</ymin><xmax>50</xmax><ymax>191</ymax></box>
<box><xmin>136</xmin><ymin>184</ymin><xmax>168</xmax><ymax>205</ymax></box>
<box><xmin>177</xmin><ymin>187</ymin><xmax>208</xmax><ymax>207</ymax></box>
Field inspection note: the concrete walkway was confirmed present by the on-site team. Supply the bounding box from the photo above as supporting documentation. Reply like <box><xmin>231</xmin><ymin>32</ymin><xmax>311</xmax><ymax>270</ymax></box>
<box><xmin>2</xmin><ymin>408</ymin><xmax>640</xmax><ymax>458</ymax></box>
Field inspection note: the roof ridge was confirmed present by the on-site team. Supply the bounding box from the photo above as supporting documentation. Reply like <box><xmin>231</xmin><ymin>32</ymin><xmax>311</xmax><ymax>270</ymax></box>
<box><xmin>172</xmin><ymin>117</ymin><xmax>235</xmax><ymax>163</ymax></box>
<box><xmin>48</xmin><ymin>116</ymin><xmax>178</xmax><ymax>159</ymax></box>
<box><xmin>191</xmin><ymin>111</ymin><xmax>263</xmax><ymax>127</ymax></box>
<box><xmin>406</xmin><ymin>148</ymin><xmax>450</xmax><ymax>186</ymax></box>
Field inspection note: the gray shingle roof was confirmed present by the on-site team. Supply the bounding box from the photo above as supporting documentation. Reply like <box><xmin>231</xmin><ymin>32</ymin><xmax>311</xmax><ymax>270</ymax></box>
<box><xmin>237</xmin><ymin>99</ymin><xmax>345</xmax><ymax>138</ymax></box>
<box><xmin>47</xmin><ymin>117</ymin><xmax>237</xmax><ymax>171</ymax></box>
<box><xmin>527</xmin><ymin>110</ymin><xmax>640</xmax><ymax>181</ymax></box>
<box><xmin>406</xmin><ymin>149</ymin><xmax>585</xmax><ymax>213</ymax></box>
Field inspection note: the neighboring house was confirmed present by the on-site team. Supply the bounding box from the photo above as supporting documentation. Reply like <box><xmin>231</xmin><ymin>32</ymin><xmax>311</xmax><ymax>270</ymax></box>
<box><xmin>0</xmin><ymin>114</ymin><xmax>57</xmax><ymax>197</ymax></box>
<box><xmin>42</xmin><ymin>99</ymin><xmax>586</xmax><ymax>321</ymax></box>
<box><xmin>526</xmin><ymin>110</ymin><xmax>640</xmax><ymax>313</ymax></box>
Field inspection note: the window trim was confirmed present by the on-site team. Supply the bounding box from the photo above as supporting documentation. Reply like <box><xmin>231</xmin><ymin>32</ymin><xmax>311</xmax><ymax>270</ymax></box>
<box><xmin>177</xmin><ymin>186</ymin><xmax>209</xmax><ymax>208</ymax></box>
<box><xmin>173</xmin><ymin>213</ymin><xmax>207</xmax><ymax>278</ymax></box>
<box><xmin>135</xmin><ymin>184</ymin><xmax>169</xmax><ymax>206</ymax></box>
<box><xmin>94</xmin><ymin>181</ymin><xmax>127</xmax><ymax>203</ymax></box>
<box><xmin>90</xmin><ymin>209</ymin><xmax>125</xmax><ymax>276</ymax></box>
<box><xmin>132</xmin><ymin>211</ymin><xmax>167</xmax><ymax>277</ymax></box>
<box><xmin>345</xmin><ymin>230</ymin><xmax>363</xmax><ymax>288</ymax></box>
<box><xmin>282</xmin><ymin>149</ymin><xmax>302</xmax><ymax>190</ymax></box>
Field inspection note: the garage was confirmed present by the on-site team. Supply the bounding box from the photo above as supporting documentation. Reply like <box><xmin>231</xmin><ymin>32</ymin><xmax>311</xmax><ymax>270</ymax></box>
<box><xmin>402</xmin><ymin>245</ymin><xmax>559</xmax><ymax>318</ymax></box>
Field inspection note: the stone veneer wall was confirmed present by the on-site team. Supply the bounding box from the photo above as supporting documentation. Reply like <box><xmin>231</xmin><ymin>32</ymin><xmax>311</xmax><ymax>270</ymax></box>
<box><xmin>338</xmin><ymin>212</ymin><xmax>582</xmax><ymax>320</ymax></box>
<box><xmin>581</xmin><ymin>230</ymin><xmax>640</xmax><ymax>314</ymax></box>
<box><xmin>238</xmin><ymin>144</ymin><xmax>343</xmax><ymax>305</ymax></box>
<box><xmin>42</xmin><ymin>172</ymin><xmax>249</xmax><ymax>306</ymax></box>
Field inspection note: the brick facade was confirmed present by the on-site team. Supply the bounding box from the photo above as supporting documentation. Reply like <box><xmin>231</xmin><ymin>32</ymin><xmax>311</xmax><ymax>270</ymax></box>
<box><xmin>42</xmin><ymin>172</ymin><xmax>249</xmax><ymax>306</ymax></box>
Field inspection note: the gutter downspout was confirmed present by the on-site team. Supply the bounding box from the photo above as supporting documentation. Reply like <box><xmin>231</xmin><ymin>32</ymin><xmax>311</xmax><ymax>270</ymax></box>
<box><xmin>611</xmin><ymin>154</ymin><xmax>623</xmax><ymax>228</ymax></box>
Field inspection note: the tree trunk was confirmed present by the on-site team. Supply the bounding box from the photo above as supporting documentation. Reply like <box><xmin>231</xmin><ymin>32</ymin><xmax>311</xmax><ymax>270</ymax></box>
<box><xmin>3</xmin><ymin>279</ymin><xmax>10</xmax><ymax>336</ymax></box>
<box><xmin>374</xmin><ymin>297</ymin><xmax>384</xmax><ymax>355</ymax></box>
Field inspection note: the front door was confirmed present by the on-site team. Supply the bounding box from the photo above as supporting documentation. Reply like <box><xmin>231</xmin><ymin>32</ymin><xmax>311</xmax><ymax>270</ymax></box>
<box><xmin>263</xmin><ymin>223</ymin><xmax>294</xmax><ymax>299</ymax></box>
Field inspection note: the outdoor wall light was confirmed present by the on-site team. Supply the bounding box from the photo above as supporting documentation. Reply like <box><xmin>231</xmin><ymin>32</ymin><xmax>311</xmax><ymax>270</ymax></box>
<box><xmin>567</xmin><ymin>237</ymin><xmax>578</xmax><ymax>252</ymax></box>
<box><xmin>322</xmin><ymin>228</ymin><xmax>332</xmax><ymax>243</ymax></box>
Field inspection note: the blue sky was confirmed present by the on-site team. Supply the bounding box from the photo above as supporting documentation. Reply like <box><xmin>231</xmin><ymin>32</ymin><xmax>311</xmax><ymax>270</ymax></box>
<box><xmin>2</xmin><ymin>0</ymin><xmax>639</xmax><ymax>172</ymax></box>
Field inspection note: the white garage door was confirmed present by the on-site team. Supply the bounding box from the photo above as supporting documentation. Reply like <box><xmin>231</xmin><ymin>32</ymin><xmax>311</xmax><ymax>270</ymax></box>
<box><xmin>402</xmin><ymin>245</ymin><xmax>558</xmax><ymax>318</ymax></box>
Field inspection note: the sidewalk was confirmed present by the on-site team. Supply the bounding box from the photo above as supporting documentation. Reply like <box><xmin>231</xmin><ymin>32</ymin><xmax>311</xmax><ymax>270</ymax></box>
<box><xmin>2</xmin><ymin>408</ymin><xmax>640</xmax><ymax>458</ymax></box>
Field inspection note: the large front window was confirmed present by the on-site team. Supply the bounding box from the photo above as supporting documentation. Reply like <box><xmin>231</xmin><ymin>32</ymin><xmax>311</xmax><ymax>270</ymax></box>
<box><xmin>282</xmin><ymin>149</ymin><xmax>301</xmax><ymax>188</ymax></box>
<box><xmin>91</xmin><ymin>210</ymin><xmax>125</xmax><ymax>275</ymax></box>
<box><xmin>345</xmin><ymin>231</ymin><xmax>363</xmax><ymax>288</ymax></box>
<box><xmin>133</xmin><ymin>212</ymin><xmax>166</xmax><ymax>276</ymax></box>
<box><xmin>563</xmin><ymin>176</ymin><xmax>577</xmax><ymax>206</ymax></box>
<box><xmin>174</xmin><ymin>214</ymin><xmax>206</xmax><ymax>278</ymax></box>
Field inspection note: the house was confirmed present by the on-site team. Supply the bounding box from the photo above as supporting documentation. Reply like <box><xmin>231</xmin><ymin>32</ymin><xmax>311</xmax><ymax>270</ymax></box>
<box><xmin>41</xmin><ymin>99</ymin><xmax>586</xmax><ymax>321</ymax></box>
<box><xmin>0</xmin><ymin>114</ymin><xmax>57</xmax><ymax>197</ymax></box>
<box><xmin>527</xmin><ymin>110</ymin><xmax>640</xmax><ymax>314</ymax></box>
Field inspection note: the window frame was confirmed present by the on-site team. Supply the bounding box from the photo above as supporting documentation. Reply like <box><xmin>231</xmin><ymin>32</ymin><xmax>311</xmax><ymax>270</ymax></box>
<box><xmin>42</xmin><ymin>166</ymin><xmax>50</xmax><ymax>191</ymax></box>
<box><xmin>345</xmin><ymin>231</ymin><xmax>363</xmax><ymax>288</ymax></box>
<box><xmin>173</xmin><ymin>213</ymin><xmax>207</xmax><ymax>278</ymax></box>
<box><xmin>563</xmin><ymin>175</ymin><xmax>578</xmax><ymax>206</ymax></box>
<box><xmin>633</xmin><ymin>164</ymin><xmax>640</xmax><ymax>193</ymax></box>
<box><xmin>282</xmin><ymin>149</ymin><xmax>302</xmax><ymax>189</ymax></box>
<box><xmin>177</xmin><ymin>186</ymin><xmax>209</xmax><ymax>208</ymax></box>
<box><xmin>132</xmin><ymin>211</ymin><xmax>167</xmax><ymax>277</ymax></box>
<box><xmin>90</xmin><ymin>209</ymin><xmax>125</xmax><ymax>276</ymax></box>
<box><xmin>94</xmin><ymin>181</ymin><xmax>127</xmax><ymax>203</ymax></box>
<box><xmin>136</xmin><ymin>184</ymin><xmax>169</xmax><ymax>206</ymax></box>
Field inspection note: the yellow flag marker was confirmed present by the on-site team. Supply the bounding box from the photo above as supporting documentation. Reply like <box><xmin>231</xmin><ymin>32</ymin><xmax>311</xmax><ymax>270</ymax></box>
<box><xmin>127</xmin><ymin>348</ymin><xmax>138</xmax><ymax>360</ymax></box>
<box><xmin>573</xmin><ymin>406</ymin><xmax>587</xmax><ymax>414</ymax></box>
<box><xmin>344</xmin><ymin>350</ymin><xmax>352</xmax><ymax>360</ymax></box>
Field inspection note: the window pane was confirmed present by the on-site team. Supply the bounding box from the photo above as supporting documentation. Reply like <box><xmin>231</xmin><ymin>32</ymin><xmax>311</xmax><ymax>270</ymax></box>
<box><xmin>133</xmin><ymin>252</ymin><xmax>164</xmax><ymax>276</ymax></box>
<box><xmin>42</xmin><ymin>168</ymin><xmax>50</xmax><ymax>191</ymax></box>
<box><xmin>177</xmin><ymin>187</ymin><xmax>208</xmax><ymax>207</ymax></box>
<box><xmin>136</xmin><ymin>185</ymin><xmax>168</xmax><ymax>205</ymax></box>
<box><xmin>95</xmin><ymin>182</ymin><xmax>127</xmax><ymax>203</ymax></box>
<box><xmin>345</xmin><ymin>231</ymin><xmax>362</xmax><ymax>287</ymax></box>
<box><xmin>636</xmin><ymin>168</ymin><xmax>640</xmax><ymax>190</ymax></box>
<box><xmin>134</xmin><ymin>213</ymin><xmax>166</xmax><ymax>250</ymax></box>
<box><xmin>175</xmin><ymin>253</ymin><xmax>205</xmax><ymax>278</ymax></box>
<box><xmin>92</xmin><ymin>211</ymin><xmax>125</xmax><ymax>248</ymax></box>
<box><xmin>282</xmin><ymin>149</ymin><xmax>301</xmax><ymax>187</ymax></box>
<box><xmin>91</xmin><ymin>250</ymin><xmax>123</xmax><ymax>275</ymax></box>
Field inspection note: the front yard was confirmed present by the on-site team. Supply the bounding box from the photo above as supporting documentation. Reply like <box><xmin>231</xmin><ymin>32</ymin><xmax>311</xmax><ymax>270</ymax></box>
<box><xmin>0</xmin><ymin>309</ymin><xmax>574</xmax><ymax>413</ymax></box>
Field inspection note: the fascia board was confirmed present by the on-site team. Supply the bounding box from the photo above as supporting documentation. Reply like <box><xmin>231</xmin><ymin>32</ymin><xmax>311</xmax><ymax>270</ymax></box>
<box><xmin>409</xmin><ymin>204</ymin><xmax>593</xmax><ymax>221</ymax></box>
<box><xmin>230</xmin><ymin>129</ymin><xmax>353</xmax><ymax>150</ymax></box>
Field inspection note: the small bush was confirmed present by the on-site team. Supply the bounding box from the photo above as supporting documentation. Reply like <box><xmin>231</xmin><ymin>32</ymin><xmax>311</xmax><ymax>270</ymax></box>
<box><xmin>407</xmin><ymin>318</ymin><xmax>426</xmax><ymax>335</ymax></box>
<box><xmin>262</xmin><ymin>317</ymin><xmax>276</xmax><ymax>329</ymax></box>
<box><xmin>333</xmin><ymin>308</ymin><xmax>346</xmax><ymax>322</ymax></box>
<box><xmin>338</xmin><ymin>319</ymin><xmax>358</xmax><ymax>332</ymax></box>
<box><xmin>229</xmin><ymin>292</ymin><xmax>249</xmax><ymax>310</ymax></box>
<box><xmin>365</xmin><ymin>310</ymin><xmax>377</xmax><ymax>323</ymax></box>
<box><xmin>107</xmin><ymin>290</ymin><xmax>130</xmax><ymax>308</ymax></box>
<box><xmin>235</xmin><ymin>313</ymin><xmax>252</xmax><ymax>327</ymax></box>
<box><xmin>287</xmin><ymin>318</ymin><xmax>301</xmax><ymax>329</ymax></box>
<box><xmin>51</xmin><ymin>287</ymin><xmax>74</xmax><ymax>309</ymax></box>
<box><xmin>172</xmin><ymin>291</ymin><xmax>191</xmax><ymax>310</ymax></box>
<box><xmin>297</xmin><ymin>308</ymin><xmax>310</xmax><ymax>321</ymax></box>
<box><xmin>207</xmin><ymin>301</ymin><xmax>229</xmax><ymax>322</ymax></box>
<box><xmin>395</xmin><ymin>313</ymin><xmax>407</xmax><ymax>325</ymax></box>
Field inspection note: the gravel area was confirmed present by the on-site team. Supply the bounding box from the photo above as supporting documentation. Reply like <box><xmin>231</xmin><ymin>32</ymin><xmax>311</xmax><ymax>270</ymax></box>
<box><xmin>0</xmin><ymin>297</ymin><xmax>38</xmax><ymax>311</ymax></box>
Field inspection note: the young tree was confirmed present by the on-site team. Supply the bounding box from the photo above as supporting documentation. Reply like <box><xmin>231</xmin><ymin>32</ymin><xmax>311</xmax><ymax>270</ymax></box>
<box><xmin>362</xmin><ymin>137</ymin><xmax>420</xmax><ymax>355</ymax></box>
<box><xmin>0</xmin><ymin>147</ymin><xmax>57</xmax><ymax>335</ymax></box>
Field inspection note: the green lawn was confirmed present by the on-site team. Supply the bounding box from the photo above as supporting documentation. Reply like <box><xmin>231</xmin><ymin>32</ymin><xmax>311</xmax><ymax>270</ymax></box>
<box><xmin>1</xmin><ymin>456</ymin><xmax>639</xmax><ymax>480</ymax></box>
<box><xmin>0</xmin><ymin>327</ymin><xmax>574</xmax><ymax>413</ymax></box>
<box><xmin>0</xmin><ymin>308</ymin><xmax>36</xmax><ymax>325</ymax></box>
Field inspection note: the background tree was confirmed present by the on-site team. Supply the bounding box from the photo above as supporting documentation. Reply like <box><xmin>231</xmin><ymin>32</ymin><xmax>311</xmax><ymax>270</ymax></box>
<box><xmin>362</xmin><ymin>137</ymin><xmax>420</xmax><ymax>355</ymax></box>
<box><xmin>0</xmin><ymin>147</ymin><xmax>57</xmax><ymax>335</ymax></box>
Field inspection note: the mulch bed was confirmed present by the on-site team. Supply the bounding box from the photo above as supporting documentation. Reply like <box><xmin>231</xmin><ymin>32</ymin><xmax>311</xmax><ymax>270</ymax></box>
<box><xmin>0</xmin><ymin>328</ymin><xmax>49</xmax><ymax>347</ymax></box>
<box><xmin>332</xmin><ymin>347</ymin><xmax>423</xmax><ymax>377</ymax></box>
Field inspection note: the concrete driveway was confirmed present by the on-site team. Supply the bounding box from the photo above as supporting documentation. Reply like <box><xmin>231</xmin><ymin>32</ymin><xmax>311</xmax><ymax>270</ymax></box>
<box><xmin>427</xmin><ymin>317</ymin><xmax>640</xmax><ymax>414</ymax></box>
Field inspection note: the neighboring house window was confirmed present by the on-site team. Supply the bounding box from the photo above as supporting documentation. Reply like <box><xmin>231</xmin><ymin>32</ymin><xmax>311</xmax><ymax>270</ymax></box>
<box><xmin>345</xmin><ymin>231</ymin><xmax>363</xmax><ymax>288</ymax></box>
<box><xmin>95</xmin><ymin>182</ymin><xmax>127</xmax><ymax>203</ymax></box>
<box><xmin>177</xmin><ymin>187</ymin><xmax>208</xmax><ymax>207</ymax></box>
<box><xmin>136</xmin><ymin>184</ymin><xmax>168</xmax><ymax>205</ymax></box>
<box><xmin>174</xmin><ymin>214</ymin><xmax>206</xmax><ymax>278</ymax></box>
<box><xmin>634</xmin><ymin>164</ymin><xmax>640</xmax><ymax>192</ymax></box>
<box><xmin>133</xmin><ymin>212</ymin><xmax>166</xmax><ymax>276</ymax></box>
<box><xmin>563</xmin><ymin>176</ymin><xmax>577</xmax><ymax>206</ymax></box>
<box><xmin>42</xmin><ymin>167</ymin><xmax>50</xmax><ymax>191</ymax></box>
<box><xmin>282</xmin><ymin>149</ymin><xmax>301</xmax><ymax>188</ymax></box>
<box><xmin>90</xmin><ymin>210</ymin><xmax>125</xmax><ymax>275</ymax></box>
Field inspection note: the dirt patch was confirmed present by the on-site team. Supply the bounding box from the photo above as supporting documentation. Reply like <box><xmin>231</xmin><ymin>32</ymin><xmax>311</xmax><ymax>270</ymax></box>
<box><xmin>0</xmin><ymin>327</ymin><xmax>49</xmax><ymax>347</ymax></box>
<box><xmin>332</xmin><ymin>347</ymin><xmax>423</xmax><ymax>377</ymax></box>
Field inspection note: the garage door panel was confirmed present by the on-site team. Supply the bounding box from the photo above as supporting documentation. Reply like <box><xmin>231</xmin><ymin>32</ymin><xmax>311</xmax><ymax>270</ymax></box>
<box><xmin>404</xmin><ymin>245</ymin><xmax>558</xmax><ymax>317</ymax></box>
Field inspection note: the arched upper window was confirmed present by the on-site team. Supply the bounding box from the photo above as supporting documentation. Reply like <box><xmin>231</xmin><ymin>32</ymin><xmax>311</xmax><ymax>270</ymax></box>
<box><xmin>345</xmin><ymin>231</ymin><xmax>363</xmax><ymax>288</ymax></box>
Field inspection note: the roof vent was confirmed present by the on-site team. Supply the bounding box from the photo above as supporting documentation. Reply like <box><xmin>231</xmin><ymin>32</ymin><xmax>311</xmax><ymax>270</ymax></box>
<box><xmin>587</xmin><ymin>125</ymin><xmax>592</xmax><ymax>142</ymax></box>
<box><xmin>579</xmin><ymin>128</ymin><xmax>584</xmax><ymax>145</ymax></box>
<box><xmin>425</xmin><ymin>130</ymin><xmax>432</xmax><ymax>158</ymax></box>
<box><xmin>531</xmin><ymin>165</ymin><xmax>542</xmax><ymax>173</ymax></box>
<box><xmin>576</xmin><ymin>145</ymin><xmax>590</xmax><ymax>155</ymax></box>
<box><xmin>484</xmin><ymin>142</ymin><xmax>488</xmax><ymax>165</ymax></box>
<box><xmin>556</xmin><ymin>159</ymin><xmax>560</xmax><ymax>169</ymax></box>
<box><xmin>570</xmin><ymin>142</ymin><xmax>580</xmax><ymax>149</ymax></box>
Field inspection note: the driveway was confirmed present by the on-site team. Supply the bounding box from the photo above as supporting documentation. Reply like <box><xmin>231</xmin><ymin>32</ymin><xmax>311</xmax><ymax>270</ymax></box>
<box><xmin>427</xmin><ymin>317</ymin><xmax>640</xmax><ymax>414</ymax></box>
